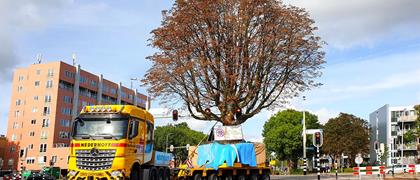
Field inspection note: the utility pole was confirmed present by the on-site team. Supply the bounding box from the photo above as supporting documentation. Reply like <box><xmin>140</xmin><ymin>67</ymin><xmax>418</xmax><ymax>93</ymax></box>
<box><xmin>302</xmin><ymin>96</ymin><xmax>307</xmax><ymax>175</ymax></box>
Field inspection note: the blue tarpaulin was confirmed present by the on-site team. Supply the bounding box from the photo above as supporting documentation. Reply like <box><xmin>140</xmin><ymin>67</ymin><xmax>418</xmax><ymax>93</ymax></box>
<box><xmin>235</xmin><ymin>143</ymin><xmax>257</xmax><ymax>166</ymax></box>
<box><xmin>196</xmin><ymin>142</ymin><xmax>257</xmax><ymax>169</ymax></box>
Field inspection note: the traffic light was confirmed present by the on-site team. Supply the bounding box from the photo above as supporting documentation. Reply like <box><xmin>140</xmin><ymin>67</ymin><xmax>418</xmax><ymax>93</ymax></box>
<box><xmin>234</xmin><ymin>107</ymin><xmax>242</xmax><ymax>120</ymax></box>
<box><xmin>172</xmin><ymin>110</ymin><xmax>178</xmax><ymax>121</ymax></box>
<box><xmin>313</xmin><ymin>132</ymin><xmax>323</xmax><ymax>147</ymax></box>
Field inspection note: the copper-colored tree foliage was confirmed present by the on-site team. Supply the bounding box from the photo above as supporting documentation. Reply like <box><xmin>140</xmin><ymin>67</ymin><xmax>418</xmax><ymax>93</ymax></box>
<box><xmin>143</xmin><ymin>0</ymin><xmax>325</xmax><ymax>125</ymax></box>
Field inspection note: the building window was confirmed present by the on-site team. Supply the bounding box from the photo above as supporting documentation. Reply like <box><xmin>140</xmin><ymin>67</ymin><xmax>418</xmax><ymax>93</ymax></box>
<box><xmin>45</xmin><ymin>95</ymin><xmax>52</xmax><ymax>102</ymax></box>
<box><xmin>28</xmin><ymin>144</ymin><xmax>34</xmax><ymax>149</ymax></box>
<box><xmin>90</xmin><ymin>80</ymin><xmax>97</xmax><ymax>87</ymax></box>
<box><xmin>110</xmin><ymin>88</ymin><xmax>117</xmax><ymax>95</ymax></box>
<box><xmin>59</xmin><ymin>80</ymin><xmax>74</xmax><ymax>91</ymax></box>
<box><xmin>39</xmin><ymin>144</ymin><xmax>47</xmax><ymax>152</ymax></box>
<box><xmin>15</xmin><ymin>99</ymin><xmax>21</xmax><ymax>106</ymax></box>
<box><xmin>61</xmin><ymin>108</ymin><xmax>72</xmax><ymax>116</ymax></box>
<box><xmin>42</xmin><ymin>119</ymin><xmax>49</xmax><ymax>127</ymax></box>
<box><xmin>36</xmin><ymin>70</ymin><xmax>41</xmax><ymax>75</ymax></box>
<box><xmin>64</xmin><ymin>96</ymin><xmax>72</xmax><ymax>103</ymax></box>
<box><xmin>47</xmin><ymin>69</ymin><xmax>54</xmax><ymax>77</ymax></box>
<box><xmin>13</xmin><ymin>122</ymin><xmax>19</xmax><ymax>129</ymax></box>
<box><xmin>80</xmin><ymin>76</ymin><xmax>87</xmax><ymax>84</ymax></box>
<box><xmin>61</xmin><ymin>119</ymin><xmax>70</xmax><ymax>127</ymax></box>
<box><xmin>17</xmin><ymin>86</ymin><xmax>23</xmax><ymax>92</ymax></box>
<box><xmin>38</xmin><ymin>156</ymin><xmax>47</xmax><ymax>163</ymax></box>
<box><xmin>31</xmin><ymin>119</ymin><xmax>36</xmax><ymax>124</ymax></box>
<box><xmin>46</xmin><ymin>80</ymin><xmax>53</xmax><ymax>88</ymax></box>
<box><xmin>43</xmin><ymin>107</ymin><xmax>50</xmax><ymax>116</ymax></box>
<box><xmin>35</xmin><ymin>81</ymin><xmax>40</xmax><ymax>87</ymax></box>
<box><xmin>65</xmin><ymin>71</ymin><xmax>75</xmax><ymax>79</ymax></box>
<box><xmin>41</xmin><ymin>131</ymin><xmax>48</xmax><ymax>139</ymax></box>
<box><xmin>29</xmin><ymin>131</ymin><xmax>35</xmax><ymax>136</ymax></box>
<box><xmin>32</xmin><ymin>107</ymin><xmax>38</xmax><ymax>113</ymax></box>
<box><xmin>26</xmin><ymin>158</ymin><xmax>35</xmax><ymax>164</ymax></box>
<box><xmin>14</xmin><ymin>110</ymin><xmax>20</xmax><ymax>118</ymax></box>
<box><xmin>18</xmin><ymin>75</ymin><xmax>24</xmax><ymax>81</ymax></box>
<box><xmin>11</xmin><ymin>134</ymin><xmax>17</xmax><ymax>141</ymax></box>
<box><xmin>34</xmin><ymin>96</ymin><xmax>38</xmax><ymax>101</ymax></box>
<box><xmin>59</xmin><ymin>131</ymin><xmax>69</xmax><ymax>139</ymax></box>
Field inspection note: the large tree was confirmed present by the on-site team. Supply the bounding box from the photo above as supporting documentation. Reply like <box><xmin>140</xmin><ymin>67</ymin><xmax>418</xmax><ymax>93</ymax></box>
<box><xmin>143</xmin><ymin>0</ymin><xmax>325</xmax><ymax>125</ymax></box>
<box><xmin>323</xmin><ymin>113</ymin><xmax>369</xmax><ymax>167</ymax></box>
<box><xmin>262</xmin><ymin>109</ymin><xmax>321</xmax><ymax>168</ymax></box>
<box><xmin>154</xmin><ymin>122</ymin><xmax>206</xmax><ymax>160</ymax></box>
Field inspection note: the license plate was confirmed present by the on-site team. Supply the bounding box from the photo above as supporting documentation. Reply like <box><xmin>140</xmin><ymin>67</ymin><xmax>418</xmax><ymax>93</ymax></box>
<box><xmin>79</xmin><ymin>172</ymin><xmax>105</xmax><ymax>177</ymax></box>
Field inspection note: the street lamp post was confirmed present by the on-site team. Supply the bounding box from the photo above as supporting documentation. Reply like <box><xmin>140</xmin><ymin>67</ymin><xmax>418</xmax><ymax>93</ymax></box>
<box><xmin>166</xmin><ymin>133</ymin><xmax>172</xmax><ymax>153</ymax></box>
<box><xmin>302</xmin><ymin>96</ymin><xmax>307</xmax><ymax>175</ymax></box>
<box><xmin>130</xmin><ymin>78</ymin><xmax>139</xmax><ymax>90</ymax></box>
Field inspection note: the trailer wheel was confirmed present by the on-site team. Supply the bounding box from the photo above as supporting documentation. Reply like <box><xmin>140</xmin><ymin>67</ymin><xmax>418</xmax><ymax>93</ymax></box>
<box><xmin>164</xmin><ymin>168</ymin><xmax>170</xmax><ymax>180</ymax></box>
<box><xmin>158</xmin><ymin>168</ymin><xmax>164</xmax><ymax>180</ymax></box>
<box><xmin>149</xmin><ymin>167</ymin><xmax>158</xmax><ymax>180</ymax></box>
<box><xmin>224</xmin><ymin>174</ymin><xmax>233</xmax><ymax>180</ymax></box>
<box><xmin>193</xmin><ymin>173</ymin><xmax>202</xmax><ymax>180</ymax></box>
<box><xmin>236</xmin><ymin>174</ymin><xmax>246</xmax><ymax>180</ymax></box>
<box><xmin>260</xmin><ymin>173</ymin><xmax>270</xmax><ymax>180</ymax></box>
<box><xmin>250</xmin><ymin>173</ymin><xmax>258</xmax><ymax>180</ymax></box>
<box><xmin>208</xmin><ymin>173</ymin><xmax>218</xmax><ymax>180</ymax></box>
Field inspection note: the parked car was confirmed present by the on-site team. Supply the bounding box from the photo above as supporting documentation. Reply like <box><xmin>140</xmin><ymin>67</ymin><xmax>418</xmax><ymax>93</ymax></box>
<box><xmin>3</xmin><ymin>171</ymin><xmax>21</xmax><ymax>180</ymax></box>
<box><xmin>386</xmin><ymin>164</ymin><xmax>408</xmax><ymax>174</ymax></box>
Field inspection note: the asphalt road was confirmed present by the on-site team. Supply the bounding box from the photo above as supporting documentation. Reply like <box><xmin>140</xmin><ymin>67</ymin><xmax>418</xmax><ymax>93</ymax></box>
<box><xmin>271</xmin><ymin>174</ymin><xmax>420</xmax><ymax>180</ymax></box>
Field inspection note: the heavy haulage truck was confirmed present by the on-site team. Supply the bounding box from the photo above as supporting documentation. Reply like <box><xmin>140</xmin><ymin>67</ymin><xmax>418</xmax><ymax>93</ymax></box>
<box><xmin>67</xmin><ymin>105</ymin><xmax>173</xmax><ymax>180</ymax></box>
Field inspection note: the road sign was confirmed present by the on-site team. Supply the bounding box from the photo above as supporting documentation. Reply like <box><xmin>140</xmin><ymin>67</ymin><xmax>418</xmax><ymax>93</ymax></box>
<box><xmin>355</xmin><ymin>156</ymin><xmax>363</xmax><ymax>165</ymax></box>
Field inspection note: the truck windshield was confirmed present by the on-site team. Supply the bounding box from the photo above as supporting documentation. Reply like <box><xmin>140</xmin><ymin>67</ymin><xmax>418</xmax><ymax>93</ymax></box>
<box><xmin>73</xmin><ymin>118</ymin><xmax>128</xmax><ymax>139</ymax></box>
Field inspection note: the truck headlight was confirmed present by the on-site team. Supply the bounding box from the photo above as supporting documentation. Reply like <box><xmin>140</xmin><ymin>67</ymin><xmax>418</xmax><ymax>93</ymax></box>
<box><xmin>69</xmin><ymin>170</ymin><xmax>77</xmax><ymax>176</ymax></box>
<box><xmin>111</xmin><ymin>170</ymin><xmax>122</xmax><ymax>177</ymax></box>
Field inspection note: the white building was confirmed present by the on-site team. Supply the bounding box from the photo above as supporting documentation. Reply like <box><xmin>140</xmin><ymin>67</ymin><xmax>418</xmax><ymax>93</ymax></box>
<box><xmin>369</xmin><ymin>104</ymin><xmax>418</xmax><ymax>166</ymax></box>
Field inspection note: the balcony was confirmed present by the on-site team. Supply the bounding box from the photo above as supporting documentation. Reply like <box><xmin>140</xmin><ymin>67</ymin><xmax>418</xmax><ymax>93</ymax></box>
<box><xmin>398</xmin><ymin>115</ymin><xmax>417</xmax><ymax>123</ymax></box>
<box><xmin>397</xmin><ymin>143</ymin><xmax>417</xmax><ymax>151</ymax></box>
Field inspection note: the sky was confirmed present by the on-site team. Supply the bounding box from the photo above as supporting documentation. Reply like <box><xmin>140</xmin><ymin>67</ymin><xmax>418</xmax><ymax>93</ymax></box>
<box><xmin>1</xmin><ymin>0</ymin><xmax>420</xmax><ymax>142</ymax></box>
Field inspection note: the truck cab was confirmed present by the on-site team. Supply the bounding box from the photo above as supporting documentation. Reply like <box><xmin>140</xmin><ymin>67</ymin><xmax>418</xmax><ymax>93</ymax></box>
<box><xmin>67</xmin><ymin>105</ymin><xmax>172</xmax><ymax>180</ymax></box>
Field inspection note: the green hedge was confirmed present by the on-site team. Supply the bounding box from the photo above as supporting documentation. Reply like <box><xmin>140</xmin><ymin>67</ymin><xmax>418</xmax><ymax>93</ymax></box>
<box><xmin>290</xmin><ymin>169</ymin><xmax>304</xmax><ymax>175</ymax></box>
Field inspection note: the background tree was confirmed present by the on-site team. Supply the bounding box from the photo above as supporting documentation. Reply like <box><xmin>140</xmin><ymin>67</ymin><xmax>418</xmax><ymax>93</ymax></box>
<box><xmin>154</xmin><ymin>122</ymin><xmax>206</xmax><ymax>160</ymax></box>
<box><xmin>262</xmin><ymin>109</ymin><xmax>321</xmax><ymax>169</ymax></box>
<box><xmin>414</xmin><ymin>105</ymin><xmax>420</xmax><ymax>163</ymax></box>
<box><xmin>143</xmin><ymin>0</ymin><xmax>325</xmax><ymax>125</ymax></box>
<box><xmin>323</xmin><ymin>113</ymin><xmax>369</xmax><ymax>167</ymax></box>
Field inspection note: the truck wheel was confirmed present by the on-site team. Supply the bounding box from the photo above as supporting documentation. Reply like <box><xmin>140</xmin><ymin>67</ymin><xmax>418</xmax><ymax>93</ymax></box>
<box><xmin>130</xmin><ymin>167</ymin><xmax>139</xmax><ymax>180</ymax></box>
<box><xmin>208</xmin><ymin>173</ymin><xmax>218</xmax><ymax>180</ymax></box>
<box><xmin>193</xmin><ymin>173</ymin><xmax>202</xmax><ymax>180</ymax></box>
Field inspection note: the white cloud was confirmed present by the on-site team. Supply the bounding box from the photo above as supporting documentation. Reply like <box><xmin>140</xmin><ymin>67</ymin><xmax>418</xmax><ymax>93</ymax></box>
<box><xmin>285</xmin><ymin>0</ymin><xmax>420</xmax><ymax>48</ymax></box>
<box><xmin>311</xmin><ymin>108</ymin><xmax>338</xmax><ymax>124</ymax></box>
<box><xmin>330</xmin><ymin>69</ymin><xmax>420</xmax><ymax>94</ymax></box>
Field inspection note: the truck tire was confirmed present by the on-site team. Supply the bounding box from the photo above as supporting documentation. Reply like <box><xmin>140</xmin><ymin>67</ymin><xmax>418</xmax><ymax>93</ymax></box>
<box><xmin>193</xmin><ymin>173</ymin><xmax>202</xmax><ymax>180</ymax></box>
<box><xmin>130</xmin><ymin>166</ymin><xmax>139</xmax><ymax>180</ymax></box>
<box><xmin>260</xmin><ymin>173</ymin><xmax>270</xmax><ymax>180</ymax></box>
<box><xmin>158</xmin><ymin>168</ymin><xmax>164</xmax><ymax>180</ymax></box>
<box><xmin>224</xmin><ymin>174</ymin><xmax>233</xmax><ymax>180</ymax></box>
<box><xmin>149</xmin><ymin>167</ymin><xmax>158</xmax><ymax>180</ymax></box>
<box><xmin>164</xmin><ymin>168</ymin><xmax>170</xmax><ymax>180</ymax></box>
<box><xmin>250</xmin><ymin>173</ymin><xmax>258</xmax><ymax>180</ymax></box>
<box><xmin>208</xmin><ymin>173</ymin><xmax>218</xmax><ymax>180</ymax></box>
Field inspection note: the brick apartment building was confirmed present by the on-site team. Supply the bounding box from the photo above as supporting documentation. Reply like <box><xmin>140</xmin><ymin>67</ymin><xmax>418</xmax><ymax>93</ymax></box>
<box><xmin>4</xmin><ymin>61</ymin><xmax>148</xmax><ymax>171</ymax></box>
<box><xmin>0</xmin><ymin>135</ymin><xmax>6</xmax><ymax>170</ymax></box>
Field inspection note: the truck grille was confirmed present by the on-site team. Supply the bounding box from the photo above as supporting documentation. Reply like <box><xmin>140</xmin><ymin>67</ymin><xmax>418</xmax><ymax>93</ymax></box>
<box><xmin>76</xmin><ymin>149</ymin><xmax>116</xmax><ymax>170</ymax></box>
